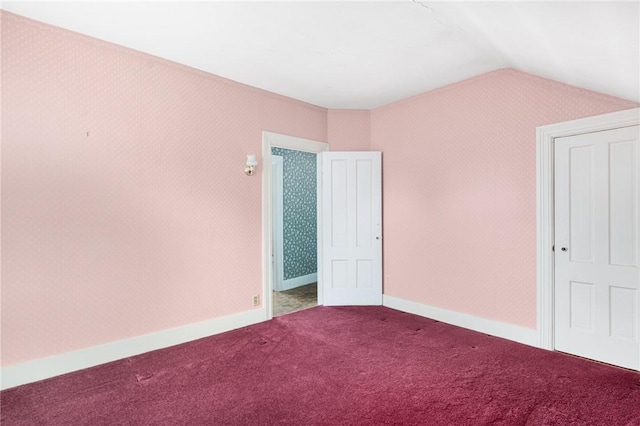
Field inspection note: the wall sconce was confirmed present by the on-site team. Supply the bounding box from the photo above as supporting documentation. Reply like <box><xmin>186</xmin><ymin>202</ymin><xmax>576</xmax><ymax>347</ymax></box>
<box><xmin>245</xmin><ymin>154</ymin><xmax>258</xmax><ymax>176</ymax></box>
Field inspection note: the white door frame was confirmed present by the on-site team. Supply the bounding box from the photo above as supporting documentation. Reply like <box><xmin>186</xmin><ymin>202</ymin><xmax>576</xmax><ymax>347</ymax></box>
<box><xmin>536</xmin><ymin>107</ymin><xmax>640</xmax><ymax>351</ymax></box>
<box><xmin>262</xmin><ymin>131</ymin><xmax>329</xmax><ymax>321</ymax></box>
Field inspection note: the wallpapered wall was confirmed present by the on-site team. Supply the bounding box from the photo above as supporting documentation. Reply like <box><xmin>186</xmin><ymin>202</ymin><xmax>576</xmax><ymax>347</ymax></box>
<box><xmin>271</xmin><ymin>148</ymin><xmax>317</xmax><ymax>281</ymax></box>
<box><xmin>371</xmin><ymin>68</ymin><xmax>638</xmax><ymax>329</ymax></box>
<box><xmin>1</xmin><ymin>12</ymin><xmax>328</xmax><ymax>367</ymax></box>
<box><xmin>3</xmin><ymin>10</ymin><xmax>638</xmax><ymax>371</ymax></box>
<box><xmin>327</xmin><ymin>110</ymin><xmax>371</xmax><ymax>151</ymax></box>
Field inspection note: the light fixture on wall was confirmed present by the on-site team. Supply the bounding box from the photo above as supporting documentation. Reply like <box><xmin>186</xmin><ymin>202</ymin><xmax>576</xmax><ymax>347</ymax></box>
<box><xmin>245</xmin><ymin>154</ymin><xmax>258</xmax><ymax>176</ymax></box>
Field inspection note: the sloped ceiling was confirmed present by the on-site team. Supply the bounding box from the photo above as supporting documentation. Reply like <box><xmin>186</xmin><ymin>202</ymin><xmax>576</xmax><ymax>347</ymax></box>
<box><xmin>2</xmin><ymin>1</ymin><xmax>638</xmax><ymax>109</ymax></box>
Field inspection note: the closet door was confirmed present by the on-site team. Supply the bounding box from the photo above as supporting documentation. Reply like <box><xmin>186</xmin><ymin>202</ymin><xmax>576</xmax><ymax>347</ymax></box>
<box><xmin>554</xmin><ymin>125</ymin><xmax>639</xmax><ymax>370</ymax></box>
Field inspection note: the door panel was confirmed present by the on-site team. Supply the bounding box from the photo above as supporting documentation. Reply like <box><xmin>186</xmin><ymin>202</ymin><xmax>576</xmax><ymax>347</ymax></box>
<box><xmin>610</xmin><ymin>140</ymin><xmax>637</xmax><ymax>266</ymax></box>
<box><xmin>322</xmin><ymin>152</ymin><xmax>382</xmax><ymax>306</ymax></box>
<box><xmin>554</xmin><ymin>125</ymin><xmax>639</xmax><ymax>370</ymax></box>
<box><xmin>568</xmin><ymin>146</ymin><xmax>594</xmax><ymax>263</ymax></box>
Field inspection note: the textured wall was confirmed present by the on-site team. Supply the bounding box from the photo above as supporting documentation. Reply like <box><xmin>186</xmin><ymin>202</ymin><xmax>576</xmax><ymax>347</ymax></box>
<box><xmin>371</xmin><ymin>68</ymin><xmax>638</xmax><ymax>329</ymax></box>
<box><xmin>3</xmin><ymin>9</ymin><xmax>638</xmax><ymax>371</ymax></box>
<box><xmin>1</xmin><ymin>12</ymin><xmax>327</xmax><ymax>366</ymax></box>
<box><xmin>327</xmin><ymin>109</ymin><xmax>371</xmax><ymax>151</ymax></box>
<box><xmin>271</xmin><ymin>148</ymin><xmax>317</xmax><ymax>281</ymax></box>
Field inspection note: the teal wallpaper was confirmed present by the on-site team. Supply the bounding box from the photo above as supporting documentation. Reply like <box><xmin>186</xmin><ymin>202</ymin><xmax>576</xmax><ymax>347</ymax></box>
<box><xmin>272</xmin><ymin>147</ymin><xmax>317</xmax><ymax>280</ymax></box>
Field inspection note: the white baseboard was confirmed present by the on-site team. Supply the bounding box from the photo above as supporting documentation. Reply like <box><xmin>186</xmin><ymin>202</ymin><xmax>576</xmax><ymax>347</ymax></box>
<box><xmin>1</xmin><ymin>298</ymin><xmax>540</xmax><ymax>390</ymax></box>
<box><xmin>1</xmin><ymin>307</ymin><xmax>267</xmax><ymax>390</ymax></box>
<box><xmin>383</xmin><ymin>295</ymin><xmax>539</xmax><ymax>348</ymax></box>
<box><xmin>278</xmin><ymin>272</ymin><xmax>317</xmax><ymax>292</ymax></box>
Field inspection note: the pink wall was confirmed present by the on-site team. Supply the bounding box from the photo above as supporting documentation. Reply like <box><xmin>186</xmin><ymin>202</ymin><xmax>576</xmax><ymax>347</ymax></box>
<box><xmin>327</xmin><ymin>109</ymin><xmax>371</xmax><ymax>151</ymax></box>
<box><xmin>1</xmin><ymin>12</ymin><xmax>327</xmax><ymax>366</ymax></box>
<box><xmin>3</xmin><ymin>11</ymin><xmax>638</xmax><ymax>370</ymax></box>
<box><xmin>371</xmin><ymin>68</ymin><xmax>638</xmax><ymax>329</ymax></box>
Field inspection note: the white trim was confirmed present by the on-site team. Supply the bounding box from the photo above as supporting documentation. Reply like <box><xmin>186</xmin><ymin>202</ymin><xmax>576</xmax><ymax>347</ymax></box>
<box><xmin>383</xmin><ymin>295</ymin><xmax>538</xmax><ymax>347</ymax></box>
<box><xmin>279</xmin><ymin>273</ymin><xmax>318</xmax><ymax>292</ymax></box>
<box><xmin>536</xmin><ymin>107</ymin><xmax>640</xmax><ymax>350</ymax></box>
<box><xmin>1</xmin><ymin>308</ymin><xmax>266</xmax><ymax>390</ymax></box>
<box><xmin>264</xmin><ymin>132</ymin><xmax>328</xmax><ymax>154</ymax></box>
<box><xmin>262</xmin><ymin>132</ymin><xmax>329</xmax><ymax>321</ymax></box>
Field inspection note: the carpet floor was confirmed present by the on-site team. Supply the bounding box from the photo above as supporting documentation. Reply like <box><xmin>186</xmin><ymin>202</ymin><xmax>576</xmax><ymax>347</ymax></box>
<box><xmin>2</xmin><ymin>306</ymin><xmax>640</xmax><ymax>425</ymax></box>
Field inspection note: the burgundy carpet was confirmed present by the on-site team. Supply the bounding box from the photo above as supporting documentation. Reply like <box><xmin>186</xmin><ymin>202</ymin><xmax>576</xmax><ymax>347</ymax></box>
<box><xmin>2</xmin><ymin>306</ymin><xmax>640</xmax><ymax>425</ymax></box>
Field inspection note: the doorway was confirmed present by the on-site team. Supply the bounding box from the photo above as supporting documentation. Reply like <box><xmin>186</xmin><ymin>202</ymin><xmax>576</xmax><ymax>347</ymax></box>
<box><xmin>271</xmin><ymin>147</ymin><xmax>318</xmax><ymax>316</ymax></box>
<box><xmin>261</xmin><ymin>132</ymin><xmax>329</xmax><ymax>321</ymax></box>
<box><xmin>537</xmin><ymin>107</ymin><xmax>640</xmax><ymax>371</ymax></box>
<box><xmin>262</xmin><ymin>132</ymin><xmax>384</xmax><ymax>319</ymax></box>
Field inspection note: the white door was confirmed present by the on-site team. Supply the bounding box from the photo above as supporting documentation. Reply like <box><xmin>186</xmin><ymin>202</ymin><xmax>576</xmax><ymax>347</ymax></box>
<box><xmin>554</xmin><ymin>125</ymin><xmax>639</xmax><ymax>370</ymax></box>
<box><xmin>321</xmin><ymin>152</ymin><xmax>382</xmax><ymax>306</ymax></box>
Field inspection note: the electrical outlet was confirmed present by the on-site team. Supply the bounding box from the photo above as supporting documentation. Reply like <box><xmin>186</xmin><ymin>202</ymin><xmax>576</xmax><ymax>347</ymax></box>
<box><xmin>385</xmin><ymin>274</ymin><xmax>391</xmax><ymax>285</ymax></box>
<box><xmin>252</xmin><ymin>295</ymin><xmax>260</xmax><ymax>306</ymax></box>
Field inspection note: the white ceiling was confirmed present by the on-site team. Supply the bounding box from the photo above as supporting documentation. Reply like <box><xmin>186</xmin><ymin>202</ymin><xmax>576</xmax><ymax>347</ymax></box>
<box><xmin>2</xmin><ymin>1</ymin><xmax>639</xmax><ymax>109</ymax></box>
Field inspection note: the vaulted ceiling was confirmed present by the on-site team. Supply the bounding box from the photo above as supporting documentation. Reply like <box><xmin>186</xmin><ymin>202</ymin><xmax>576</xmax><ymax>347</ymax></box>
<box><xmin>2</xmin><ymin>1</ymin><xmax>638</xmax><ymax>109</ymax></box>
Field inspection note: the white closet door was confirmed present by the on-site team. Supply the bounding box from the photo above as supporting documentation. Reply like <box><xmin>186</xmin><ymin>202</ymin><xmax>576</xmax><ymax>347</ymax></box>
<box><xmin>554</xmin><ymin>125</ymin><xmax>639</xmax><ymax>370</ymax></box>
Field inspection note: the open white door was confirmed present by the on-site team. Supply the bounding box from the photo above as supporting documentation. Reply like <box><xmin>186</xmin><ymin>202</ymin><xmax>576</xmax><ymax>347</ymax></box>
<box><xmin>554</xmin><ymin>125</ymin><xmax>639</xmax><ymax>370</ymax></box>
<box><xmin>321</xmin><ymin>151</ymin><xmax>382</xmax><ymax>306</ymax></box>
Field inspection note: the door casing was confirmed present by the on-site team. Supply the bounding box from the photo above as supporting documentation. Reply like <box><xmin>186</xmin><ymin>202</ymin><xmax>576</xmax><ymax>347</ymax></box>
<box><xmin>536</xmin><ymin>107</ymin><xmax>640</xmax><ymax>365</ymax></box>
